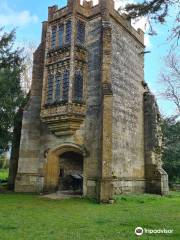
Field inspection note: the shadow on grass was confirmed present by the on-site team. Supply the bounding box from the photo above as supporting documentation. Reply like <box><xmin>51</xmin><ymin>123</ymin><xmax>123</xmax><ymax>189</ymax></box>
<box><xmin>0</xmin><ymin>225</ymin><xmax>18</xmax><ymax>230</ymax></box>
<box><xmin>114</xmin><ymin>191</ymin><xmax>180</xmax><ymax>204</ymax></box>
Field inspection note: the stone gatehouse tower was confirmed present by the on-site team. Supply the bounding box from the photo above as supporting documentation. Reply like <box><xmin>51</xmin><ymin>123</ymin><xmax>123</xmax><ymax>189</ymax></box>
<box><xmin>15</xmin><ymin>0</ymin><xmax>169</xmax><ymax>202</ymax></box>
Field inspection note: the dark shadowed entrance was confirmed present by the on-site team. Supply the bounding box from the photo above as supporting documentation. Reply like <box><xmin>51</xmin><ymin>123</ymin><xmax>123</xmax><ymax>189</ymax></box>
<box><xmin>44</xmin><ymin>143</ymin><xmax>86</xmax><ymax>194</ymax></box>
<box><xmin>59</xmin><ymin>151</ymin><xmax>83</xmax><ymax>194</ymax></box>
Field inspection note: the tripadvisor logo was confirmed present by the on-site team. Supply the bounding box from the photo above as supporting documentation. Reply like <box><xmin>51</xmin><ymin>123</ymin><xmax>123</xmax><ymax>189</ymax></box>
<box><xmin>135</xmin><ymin>227</ymin><xmax>143</xmax><ymax>236</ymax></box>
<box><xmin>135</xmin><ymin>227</ymin><xmax>174</xmax><ymax>236</ymax></box>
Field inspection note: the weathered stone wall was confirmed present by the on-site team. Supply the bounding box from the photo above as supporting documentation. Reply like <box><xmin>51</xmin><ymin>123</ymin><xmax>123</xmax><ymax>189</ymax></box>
<box><xmin>15</xmin><ymin>43</ymin><xmax>45</xmax><ymax>192</ymax></box>
<box><xmin>60</xmin><ymin>152</ymin><xmax>83</xmax><ymax>176</ymax></box>
<box><xmin>38</xmin><ymin>123</ymin><xmax>74</xmax><ymax>171</ymax></box>
<box><xmin>111</xmin><ymin>18</ymin><xmax>145</xmax><ymax>194</ymax></box>
<box><xmin>144</xmin><ymin>91</ymin><xmax>169</xmax><ymax>195</ymax></box>
<box><xmin>15</xmin><ymin>22</ymin><xmax>48</xmax><ymax>192</ymax></box>
<box><xmin>83</xmin><ymin>17</ymin><xmax>102</xmax><ymax>197</ymax></box>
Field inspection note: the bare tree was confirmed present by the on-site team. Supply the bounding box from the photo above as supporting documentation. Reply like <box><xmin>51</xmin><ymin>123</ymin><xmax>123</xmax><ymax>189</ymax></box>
<box><xmin>119</xmin><ymin>0</ymin><xmax>180</xmax><ymax>45</ymax></box>
<box><xmin>160</xmin><ymin>52</ymin><xmax>180</xmax><ymax>116</ymax></box>
<box><xmin>20</xmin><ymin>41</ymin><xmax>37</xmax><ymax>93</ymax></box>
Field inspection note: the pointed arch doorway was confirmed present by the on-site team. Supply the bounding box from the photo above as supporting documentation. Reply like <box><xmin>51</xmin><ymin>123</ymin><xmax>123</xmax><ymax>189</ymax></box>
<box><xmin>44</xmin><ymin>144</ymin><xmax>85</xmax><ymax>195</ymax></box>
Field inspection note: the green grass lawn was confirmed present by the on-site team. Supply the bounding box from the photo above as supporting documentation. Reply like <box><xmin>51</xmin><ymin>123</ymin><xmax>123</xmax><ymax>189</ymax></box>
<box><xmin>0</xmin><ymin>192</ymin><xmax>179</xmax><ymax>240</ymax></box>
<box><xmin>0</xmin><ymin>168</ymin><xmax>8</xmax><ymax>181</ymax></box>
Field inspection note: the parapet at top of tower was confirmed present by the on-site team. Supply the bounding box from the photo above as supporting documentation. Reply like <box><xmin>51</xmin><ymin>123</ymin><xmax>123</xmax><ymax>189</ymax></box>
<box><xmin>47</xmin><ymin>0</ymin><xmax>144</xmax><ymax>45</ymax></box>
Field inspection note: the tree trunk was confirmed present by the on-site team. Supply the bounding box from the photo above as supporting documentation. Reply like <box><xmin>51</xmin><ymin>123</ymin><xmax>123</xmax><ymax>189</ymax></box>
<box><xmin>8</xmin><ymin>108</ymin><xmax>23</xmax><ymax>190</ymax></box>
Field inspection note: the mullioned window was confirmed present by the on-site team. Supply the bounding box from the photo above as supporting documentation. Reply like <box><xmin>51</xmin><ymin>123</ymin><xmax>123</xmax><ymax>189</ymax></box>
<box><xmin>46</xmin><ymin>75</ymin><xmax>54</xmax><ymax>104</ymax></box>
<box><xmin>62</xmin><ymin>70</ymin><xmax>70</xmax><ymax>102</ymax></box>
<box><xmin>73</xmin><ymin>71</ymin><xmax>83</xmax><ymax>102</ymax></box>
<box><xmin>65</xmin><ymin>20</ymin><xmax>72</xmax><ymax>45</ymax></box>
<box><xmin>58</xmin><ymin>25</ymin><xmax>64</xmax><ymax>47</ymax></box>
<box><xmin>77</xmin><ymin>21</ymin><xmax>85</xmax><ymax>44</ymax></box>
<box><xmin>51</xmin><ymin>27</ymin><xmax>56</xmax><ymax>49</ymax></box>
<box><xmin>55</xmin><ymin>74</ymin><xmax>62</xmax><ymax>102</ymax></box>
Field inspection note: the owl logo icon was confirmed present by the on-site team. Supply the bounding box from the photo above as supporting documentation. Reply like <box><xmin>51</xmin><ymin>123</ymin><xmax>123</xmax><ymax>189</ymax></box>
<box><xmin>135</xmin><ymin>227</ymin><xmax>144</xmax><ymax>236</ymax></box>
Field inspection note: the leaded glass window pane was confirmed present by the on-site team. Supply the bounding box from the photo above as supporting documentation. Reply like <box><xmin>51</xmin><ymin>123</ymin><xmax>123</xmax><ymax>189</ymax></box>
<box><xmin>46</xmin><ymin>75</ymin><xmax>54</xmax><ymax>104</ymax></box>
<box><xmin>65</xmin><ymin>20</ymin><xmax>71</xmax><ymax>45</ymax></box>
<box><xmin>58</xmin><ymin>25</ymin><xmax>64</xmax><ymax>47</ymax></box>
<box><xmin>51</xmin><ymin>27</ymin><xmax>56</xmax><ymax>49</ymax></box>
<box><xmin>74</xmin><ymin>72</ymin><xmax>83</xmax><ymax>102</ymax></box>
<box><xmin>55</xmin><ymin>75</ymin><xmax>61</xmax><ymax>102</ymax></box>
<box><xmin>77</xmin><ymin>21</ymin><xmax>85</xmax><ymax>44</ymax></box>
<box><xmin>62</xmin><ymin>70</ymin><xmax>69</xmax><ymax>102</ymax></box>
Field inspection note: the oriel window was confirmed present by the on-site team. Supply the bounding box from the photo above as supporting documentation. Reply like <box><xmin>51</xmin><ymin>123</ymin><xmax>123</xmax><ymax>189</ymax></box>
<box><xmin>58</xmin><ymin>25</ymin><xmax>64</xmax><ymax>47</ymax></box>
<box><xmin>55</xmin><ymin>74</ymin><xmax>62</xmax><ymax>102</ymax></box>
<box><xmin>77</xmin><ymin>21</ymin><xmax>85</xmax><ymax>44</ymax></box>
<box><xmin>65</xmin><ymin>20</ymin><xmax>72</xmax><ymax>45</ymax></box>
<box><xmin>46</xmin><ymin>75</ymin><xmax>54</xmax><ymax>104</ymax></box>
<box><xmin>74</xmin><ymin>71</ymin><xmax>83</xmax><ymax>102</ymax></box>
<box><xmin>62</xmin><ymin>70</ymin><xmax>69</xmax><ymax>102</ymax></box>
<box><xmin>51</xmin><ymin>27</ymin><xmax>57</xmax><ymax>49</ymax></box>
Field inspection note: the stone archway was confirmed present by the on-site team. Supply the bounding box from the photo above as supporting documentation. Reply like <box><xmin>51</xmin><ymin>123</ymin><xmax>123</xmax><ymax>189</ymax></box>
<box><xmin>44</xmin><ymin>143</ymin><xmax>85</xmax><ymax>192</ymax></box>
